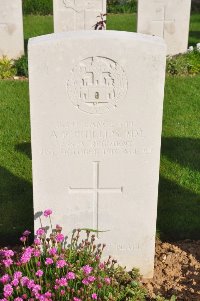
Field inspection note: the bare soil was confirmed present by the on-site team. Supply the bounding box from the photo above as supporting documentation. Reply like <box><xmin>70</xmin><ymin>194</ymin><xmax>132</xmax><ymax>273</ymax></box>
<box><xmin>143</xmin><ymin>240</ymin><xmax>200</xmax><ymax>300</ymax></box>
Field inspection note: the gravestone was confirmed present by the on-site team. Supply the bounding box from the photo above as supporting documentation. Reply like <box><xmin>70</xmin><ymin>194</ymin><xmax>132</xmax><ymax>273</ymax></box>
<box><xmin>29</xmin><ymin>31</ymin><xmax>166</xmax><ymax>278</ymax></box>
<box><xmin>0</xmin><ymin>0</ymin><xmax>24</xmax><ymax>59</ymax></box>
<box><xmin>137</xmin><ymin>0</ymin><xmax>191</xmax><ymax>55</ymax></box>
<box><xmin>53</xmin><ymin>0</ymin><xmax>106</xmax><ymax>32</ymax></box>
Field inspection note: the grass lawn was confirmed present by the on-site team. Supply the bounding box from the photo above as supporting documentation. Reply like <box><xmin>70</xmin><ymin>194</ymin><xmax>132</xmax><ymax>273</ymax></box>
<box><xmin>23</xmin><ymin>13</ymin><xmax>200</xmax><ymax>46</ymax></box>
<box><xmin>0</xmin><ymin>14</ymin><xmax>200</xmax><ymax>245</ymax></box>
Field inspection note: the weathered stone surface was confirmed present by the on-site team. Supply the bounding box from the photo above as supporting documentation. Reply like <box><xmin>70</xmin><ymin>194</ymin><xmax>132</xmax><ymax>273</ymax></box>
<box><xmin>0</xmin><ymin>0</ymin><xmax>24</xmax><ymax>59</ymax></box>
<box><xmin>53</xmin><ymin>0</ymin><xmax>106</xmax><ymax>32</ymax></box>
<box><xmin>137</xmin><ymin>0</ymin><xmax>191</xmax><ymax>55</ymax></box>
<box><xmin>29</xmin><ymin>31</ymin><xmax>166</xmax><ymax>278</ymax></box>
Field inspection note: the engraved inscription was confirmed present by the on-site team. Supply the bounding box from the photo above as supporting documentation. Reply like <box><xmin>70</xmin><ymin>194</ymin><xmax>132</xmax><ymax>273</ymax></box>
<box><xmin>67</xmin><ymin>57</ymin><xmax>128</xmax><ymax>114</ymax></box>
<box><xmin>40</xmin><ymin>121</ymin><xmax>153</xmax><ymax>157</ymax></box>
<box><xmin>69</xmin><ymin>161</ymin><xmax>123</xmax><ymax>236</ymax></box>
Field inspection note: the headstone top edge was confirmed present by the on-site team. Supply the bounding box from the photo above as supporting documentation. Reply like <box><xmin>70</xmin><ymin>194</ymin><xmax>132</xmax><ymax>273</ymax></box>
<box><xmin>28</xmin><ymin>30</ymin><xmax>166</xmax><ymax>49</ymax></box>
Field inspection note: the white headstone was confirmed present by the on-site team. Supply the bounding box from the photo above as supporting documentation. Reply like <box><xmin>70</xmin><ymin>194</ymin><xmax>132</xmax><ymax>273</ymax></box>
<box><xmin>53</xmin><ymin>0</ymin><xmax>106</xmax><ymax>32</ymax></box>
<box><xmin>29</xmin><ymin>31</ymin><xmax>166</xmax><ymax>278</ymax></box>
<box><xmin>137</xmin><ymin>0</ymin><xmax>191</xmax><ymax>55</ymax></box>
<box><xmin>0</xmin><ymin>0</ymin><xmax>24</xmax><ymax>59</ymax></box>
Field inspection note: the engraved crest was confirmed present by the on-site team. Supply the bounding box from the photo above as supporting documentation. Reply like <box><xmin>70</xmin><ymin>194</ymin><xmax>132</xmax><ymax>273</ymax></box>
<box><xmin>63</xmin><ymin>0</ymin><xmax>75</xmax><ymax>8</ymax></box>
<box><xmin>63</xmin><ymin>0</ymin><xmax>95</xmax><ymax>11</ymax></box>
<box><xmin>67</xmin><ymin>56</ymin><xmax>128</xmax><ymax>114</ymax></box>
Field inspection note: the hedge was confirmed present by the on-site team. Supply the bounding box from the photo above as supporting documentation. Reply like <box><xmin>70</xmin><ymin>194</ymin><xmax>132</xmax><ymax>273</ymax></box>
<box><xmin>23</xmin><ymin>0</ymin><xmax>53</xmax><ymax>15</ymax></box>
<box><xmin>22</xmin><ymin>0</ymin><xmax>137</xmax><ymax>15</ymax></box>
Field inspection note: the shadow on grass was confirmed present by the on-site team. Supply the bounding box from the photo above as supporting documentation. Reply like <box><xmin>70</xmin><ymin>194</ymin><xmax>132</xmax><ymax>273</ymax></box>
<box><xmin>161</xmin><ymin>137</ymin><xmax>200</xmax><ymax>173</ymax></box>
<box><xmin>157</xmin><ymin>176</ymin><xmax>200</xmax><ymax>241</ymax></box>
<box><xmin>158</xmin><ymin>136</ymin><xmax>200</xmax><ymax>241</ymax></box>
<box><xmin>15</xmin><ymin>142</ymin><xmax>32</xmax><ymax>160</ymax></box>
<box><xmin>189</xmin><ymin>30</ymin><xmax>200</xmax><ymax>46</ymax></box>
<box><xmin>24</xmin><ymin>39</ymin><xmax>28</xmax><ymax>54</ymax></box>
<box><xmin>0</xmin><ymin>166</ymin><xmax>33</xmax><ymax>246</ymax></box>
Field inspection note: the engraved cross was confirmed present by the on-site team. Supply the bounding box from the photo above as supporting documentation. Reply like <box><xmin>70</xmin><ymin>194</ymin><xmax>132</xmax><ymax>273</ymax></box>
<box><xmin>152</xmin><ymin>6</ymin><xmax>175</xmax><ymax>38</ymax></box>
<box><xmin>68</xmin><ymin>161</ymin><xmax>123</xmax><ymax>236</ymax></box>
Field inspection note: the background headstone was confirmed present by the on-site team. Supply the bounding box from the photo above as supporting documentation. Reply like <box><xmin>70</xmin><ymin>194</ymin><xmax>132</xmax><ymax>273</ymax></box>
<box><xmin>53</xmin><ymin>0</ymin><xmax>107</xmax><ymax>32</ymax></box>
<box><xmin>0</xmin><ymin>0</ymin><xmax>24</xmax><ymax>59</ymax></box>
<box><xmin>29</xmin><ymin>31</ymin><xmax>166</xmax><ymax>278</ymax></box>
<box><xmin>137</xmin><ymin>0</ymin><xmax>192</xmax><ymax>55</ymax></box>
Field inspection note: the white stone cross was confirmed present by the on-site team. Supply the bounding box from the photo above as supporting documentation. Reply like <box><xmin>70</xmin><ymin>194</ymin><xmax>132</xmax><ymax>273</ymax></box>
<box><xmin>68</xmin><ymin>161</ymin><xmax>123</xmax><ymax>235</ymax></box>
<box><xmin>152</xmin><ymin>5</ymin><xmax>175</xmax><ymax>38</ymax></box>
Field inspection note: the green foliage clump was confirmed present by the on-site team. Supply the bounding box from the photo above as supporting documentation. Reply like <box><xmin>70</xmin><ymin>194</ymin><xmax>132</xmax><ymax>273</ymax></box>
<box><xmin>107</xmin><ymin>0</ymin><xmax>137</xmax><ymax>13</ymax></box>
<box><xmin>0</xmin><ymin>57</ymin><xmax>17</xmax><ymax>79</ymax></box>
<box><xmin>23</xmin><ymin>0</ymin><xmax>53</xmax><ymax>15</ymax></box>
<box><xmin>14</xmin><ymin>55</ymin><xmax>29</xmax><ymax>77</ymax></box>
<box><xmin>167</xmin><ymin>48</ymin><xmax>200</xmax><ymax>76</ymax></box>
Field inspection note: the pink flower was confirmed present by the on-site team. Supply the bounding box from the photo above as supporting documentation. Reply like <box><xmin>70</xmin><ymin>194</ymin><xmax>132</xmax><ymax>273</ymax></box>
<box><xmin>20</xmin><ymin>236</ymin><xmax>27</xmax><ymax>243</ymax></box>
<box><xmin>56</xmin><ymin>259</ymin><xmax>67</xmax><ymax>268</ymax></box>
<box><xmin>37</xmin><ymin>261</ymin><xmax>41</xmax><ymax>267</ymax></box>
<box><xmin>56</xmin><ymin>224</ymin><xmax>62</xmax><ymax>231</ymax></box>
<box><xmin>22</xmin><ymin>294</ymin><xmax>27</xmax><ymax>299</ymax></box>
<box><xmin>14</xmin><ymin>271</ymin><xmax>22</xmax><ymax>279</ymax></box>
<box><xmin>48</xmin><ymin>247</ymin><xmax>57</xmax><ymax>256</ymax></box>
<box><xmin>20</xmin><ymin>247</ymin><xmax>33</xmax><ymax>264</ymax></box>
<box><xmin>36</xmin><ymin>228</ymin><xmax>45</xmax><ymax>236</ymax></box>
<box><xmin>0</xmin><ymin>274</ymin><xmax>10</xmax><ymax>284</ymax></box>
<box><xmin>36</xmin><ymin>270</ymin><xmax>43</xmax><ymax>277</ymax></box>
<box><xmin>3</xmin><ymin>284</ymin><xmax>13</xmax><ymax>298</ymax></box>
<box><xmin>88</xmin><ymin>276</ymin><xmax>96</xmax><ymax>283</ymax></box>
<box><xmin>60</xmin><ymin>290</ymin><xmax>65</xmax><ymax>296</ymax></box>
<box><xmin>27</xmin><ymin>280</ymin><xmax>35</xmax><ymax>289</ymax></box>
<box><xmin>23</xmin><ymin>230</ymin><xmax>31</xmax><ymax>236</ymax></box>
<box><xmin>66</xmin><ymin>272</ymin><xmax>75</xmax><ymax>280</ymax></box>
<box><xmin>91</xmin><ymin>293</ymin><xmax>98</xmax><ymax>300</ymax></box>
<box><xmin>104</xmin><ymin>277</ymin><xmax>111</xmax><ymax>285</ymax></box>
<box><xmin>98</xmin><ymin>262</ymin><xmax>105</xmax><ymax>270</ymax></box>
<box><xmin>82</xmin><ymin>265</ymin><xmax>93</xmax><ymax>275</ymax></box>
<box><xmin>82</xmin><ymin>278</ymin><xmax>89</xmax><ymax>285</ymax></box>
<box><xmin>3</xmin><ymin>250</ymin><xmax>14</xmax><ymax>257</ymax></box>
<box><xmin>45</xmin><ymin>258</ymin><xmax>54</xmax><ymax>265</ymax></box>
<box><xmin>20</xmin><ymin>277</ymin><xmax>29</xmax><ymax>286</ymax></box>
<box><xmin>73</xmin><ymin>298</ymin><xmax>82</xmax><ymax>301</ymax></box>
<box><xmin>14</xmin><ymin>298</ymin><xmax>23</xmax><ymax>301</ymax></box>
<box><xmin>33</xmin><ymin>249</ymin><xmax>41</xmax><ymax>257</ymax></box>
<box><xmin>44</xmin><ymin>292</ymin><xmax>52</xmax><ymax>298</ymax></box>
<box><xmin>55</xmin><ymin>233</ymin><xmax>64</xmax><ymax>243</ymax></box>
<box><xmin>56</xmin><ymin>277</ymin><xmax>67</xmax><ymax>286</ymax></box>
<box><xmin>3</xmin><ymin>258</ymin><xmax>13</xmax><ymax>267</ymax></box>
<box><xmin>32</xmin><ymin>284</ymin><xmax>41</xmax><ymax>294</ymax></box>
<box><xmin>44</xmin><ymin>209</ymin><xmax>52</xmax><ymax>217</ymax></box>
<box><xmin>11</xmin><ymin>278</ymin><xmax>19</xmax><ymax>286</ymax></box>
<box><xmin>34</xmin><ymin>238</ymin><xmax>41</xmax><ymax>245</ymax></box>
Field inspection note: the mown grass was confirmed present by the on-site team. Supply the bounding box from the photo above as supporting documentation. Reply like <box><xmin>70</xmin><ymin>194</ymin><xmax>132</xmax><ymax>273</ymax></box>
<box><xmin>23</xmin><ymin>13</ymin><xmax>200</xmax><ymax>46</ymax></box>
<box><xmin>0</xmin><ymin>14</ymin><xmax>200</xmax><ymax>245</ymax></box>
<box><xmin>158</xmin><ymin>76</ymin><xmax>200</xmax><ymax>240</ymax></box>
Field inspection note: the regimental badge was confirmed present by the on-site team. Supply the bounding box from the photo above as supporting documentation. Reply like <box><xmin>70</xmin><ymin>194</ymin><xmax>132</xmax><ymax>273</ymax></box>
<box><xmin>67</xmin><ymin>56</ymin><xmax>128</xmax><ymax>114</ymax></box>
